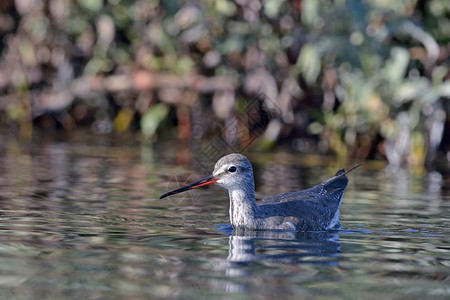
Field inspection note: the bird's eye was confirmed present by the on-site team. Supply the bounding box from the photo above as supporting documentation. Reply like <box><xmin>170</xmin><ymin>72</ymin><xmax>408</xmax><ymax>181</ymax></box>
<box><xmin>228</xmin><ymin>166</ymin><xmax>237</xmax><ymax>173</ymax></box>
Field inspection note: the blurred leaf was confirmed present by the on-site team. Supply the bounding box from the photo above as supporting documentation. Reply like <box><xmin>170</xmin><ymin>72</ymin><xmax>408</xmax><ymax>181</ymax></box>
<box><xmin>432</xmin><ymin>65</ymin><xmax>448</xmax><ymax>84</ymax></box>
<box><xmin>175</xmin><ymin>56</ymin><xmax>194</xmax><ymax>74</ymax></box>
<box><xmin>24</xmin><ymin>14</ymin><xmax>49</xmax><ymax>43</ymax></box>
<box><xmin>215</xmin><ymin>0</ymin><xmax>237</xmax><ymax>16</ymax></box>
<box><xmin>77</xmin><ymin>0</ymin><xmax>102</xmax><ymax>12</ymax></box>
<box><xmin>141</xmin><ymin>104</ymin><xmax>169</xmax><ymax>138</ymax></box>
<box><xmin>19</xmin><ymin>39</ymin><xmax>37</xmax><ymax>67</ymax></box>
<box><xmin>84</xmin><ymin>58</ymin><xmax>114</xmax><ymax>74</ymax></box>
<box><xmin>112</xmin><ymin>5</ymin><xmax>131</xmax><ymax>26</ymax></box>
<box><xmin>410</xmin><ymin>130</ymin><xmax>426</xmax><ymax>168</ymax></box>
<box><xmin>6</xmin><ymin>103</ymin><xmax>24</xmax><ymax>121</ymax></box>
<box><xmin>436</xmin><ymin>81</ymin><xmax>450</xmax><ymax>97</ymax></box>
<box><xmin>220</xmin><ymin>36</ymin><xmax>246</xmax><ymax>54</ymax></box>
<box><xmin>301</xmin><ymin>0</ymin><xmax>319</xmax><ymax>28</ymax></box>
<box><xmin>68</xmin><ymin>15</ymin><xmax>90</xmax><ymax>35</ymax></box>
<box><xmin>114</xmin><ymin>108</ymin><xmax>134</xmax><ymax>133</ymax></box>
<box><xmin>308</xmin><ymin>122</ymin><xmax>323</xmax><ymax>135</ymax></box>
<box><xmin>149</xmin><ymin>24</ymin><xmax>177</xmax><ymax>56</ymax></box>
<box><xmin>383</xmin><ymin>47</ymin><xmax>410</xmax><ymax>86</ymax></box>
<box><xmin>264</xmin><ymin>0</ymin><xmax>286</xmax><ymax>18</ymax></box>
<box><xmin>393</xmin><ymin>78</ymin><xmax>430</xmax><ymax>104</ymax></box>
<box><xmin>297</xmin><ymin>43</ymin><xmax>321</xmax><ymax>85</ymax></box>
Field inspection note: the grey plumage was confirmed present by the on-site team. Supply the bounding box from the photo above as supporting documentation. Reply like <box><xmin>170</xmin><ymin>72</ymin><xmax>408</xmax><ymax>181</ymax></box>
<box><xmin>160</xmin><ymin>153</ymin><xmax>358</xmax><ymax>231</ymax></box>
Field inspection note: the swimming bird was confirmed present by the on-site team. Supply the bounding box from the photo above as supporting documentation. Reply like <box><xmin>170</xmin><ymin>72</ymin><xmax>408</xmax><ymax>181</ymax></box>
<box><xmin>160</xmin><ymin>153</ymin><xmax>359</xmax><ymax>231</ymax></box>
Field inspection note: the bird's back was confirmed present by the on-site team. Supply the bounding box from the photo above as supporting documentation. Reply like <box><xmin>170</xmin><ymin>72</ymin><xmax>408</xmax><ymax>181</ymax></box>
<box><xmin>256</xmin><ymin>169</ymin><xmax>349</xmax><ymax>230</ymax></box>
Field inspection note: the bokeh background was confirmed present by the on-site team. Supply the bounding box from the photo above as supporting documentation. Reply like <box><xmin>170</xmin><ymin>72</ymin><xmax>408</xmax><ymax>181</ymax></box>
<box><xmin>0</xmin><ymin>0</ymin><xmax>449</xmax><ymax>169</ymax></box>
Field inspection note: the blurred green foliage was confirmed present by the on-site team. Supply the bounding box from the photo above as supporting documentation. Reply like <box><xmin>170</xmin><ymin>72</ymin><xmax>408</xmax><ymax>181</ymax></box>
<box><xmin>0</xmin><ymin>0</ymin><xmax>448</xmax><ymax>168</ymax></box>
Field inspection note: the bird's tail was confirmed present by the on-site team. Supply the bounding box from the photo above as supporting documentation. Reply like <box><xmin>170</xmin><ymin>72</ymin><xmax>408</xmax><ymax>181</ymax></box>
<box><xmin>321</xmin><ymin>164</ymin><xmax>361</xmax><ymax>210</ymax></box>
<box><xmin>323</xmin><ymin>164</ymin><xmax>361</xmax><ymax>186</ymax></box>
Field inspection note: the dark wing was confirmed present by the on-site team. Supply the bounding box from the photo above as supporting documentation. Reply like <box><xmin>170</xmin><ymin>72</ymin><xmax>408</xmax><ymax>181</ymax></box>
<box><xmin>259</xmin><ymin>184</ymin><xmax>326</xmax><ymax>204</ymax></box>
<box><xmin>259</xmin><ymin>168</ymin><xmax>351</xmax><ymax>221</ymax></box>
<box><xmin>257</xmin><ymin>166</ymin><xmax>359</xmax><ymax>230</ymax></box>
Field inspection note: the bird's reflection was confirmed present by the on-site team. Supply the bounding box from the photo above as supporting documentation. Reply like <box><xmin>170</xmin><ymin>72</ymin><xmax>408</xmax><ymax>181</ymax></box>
<box><xmin>227</xmin><ymin>229</ymin><xmax>341</xmax><ymax>264</ymax></box>
<box><xmin>211</xmin><ymin>228</ymin><xmax>341</xmax><ymax>293</ymax></box>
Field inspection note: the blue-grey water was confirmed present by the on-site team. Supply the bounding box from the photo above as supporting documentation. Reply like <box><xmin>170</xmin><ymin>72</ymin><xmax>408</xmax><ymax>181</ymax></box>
<box><xmin>0</xmin><ymin>139</ymin><xmax>448</xmax><ymax>299</ymax></box>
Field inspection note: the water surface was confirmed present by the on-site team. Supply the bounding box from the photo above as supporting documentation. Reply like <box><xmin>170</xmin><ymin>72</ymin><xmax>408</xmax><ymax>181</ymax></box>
<box><xmin>0</xmin><ymin>140</ymin><xmax>448</xmax><ymax>299</ymax></box>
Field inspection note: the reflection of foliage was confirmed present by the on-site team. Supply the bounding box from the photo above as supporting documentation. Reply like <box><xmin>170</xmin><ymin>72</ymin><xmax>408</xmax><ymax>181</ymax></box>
<box><xmin>0</xmin><ymin>0</ymin><xmax>448</xmax><ymax>168</ymax></box>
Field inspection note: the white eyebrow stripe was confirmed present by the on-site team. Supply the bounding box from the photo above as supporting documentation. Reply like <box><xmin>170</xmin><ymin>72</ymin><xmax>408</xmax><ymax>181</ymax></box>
<box><xmin>213</xmin><ymin>164</ymin><xmax>229</xmax><ymax>176</ymax></box>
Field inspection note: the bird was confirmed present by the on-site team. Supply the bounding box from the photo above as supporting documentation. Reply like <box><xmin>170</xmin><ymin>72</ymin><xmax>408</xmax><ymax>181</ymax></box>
<box><xmin>160</xmin><ymin>153</ymin><xmax>359</xmax><ymax>231</ymax></box>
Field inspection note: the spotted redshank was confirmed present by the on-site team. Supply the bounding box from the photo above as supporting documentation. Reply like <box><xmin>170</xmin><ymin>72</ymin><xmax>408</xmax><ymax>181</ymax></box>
<box><xmin>160</xmin><ymin>153</ymin><xmax>359</xmax><ymax>231</ymax></box>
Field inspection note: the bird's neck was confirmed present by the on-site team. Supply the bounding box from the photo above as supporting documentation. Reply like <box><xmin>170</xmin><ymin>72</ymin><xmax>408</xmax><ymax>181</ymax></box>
<box><xmin>228</xmin><ymin>185</ymin><xmax>257</xmax><ymax>228</ymax></box>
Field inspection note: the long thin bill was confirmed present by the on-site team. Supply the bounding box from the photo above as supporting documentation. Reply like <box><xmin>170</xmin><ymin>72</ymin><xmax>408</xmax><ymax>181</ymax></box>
<box><xmin>159</xmin><ymin>175</ymin><xmax>218</xmax><ymax>199</ymax></box>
